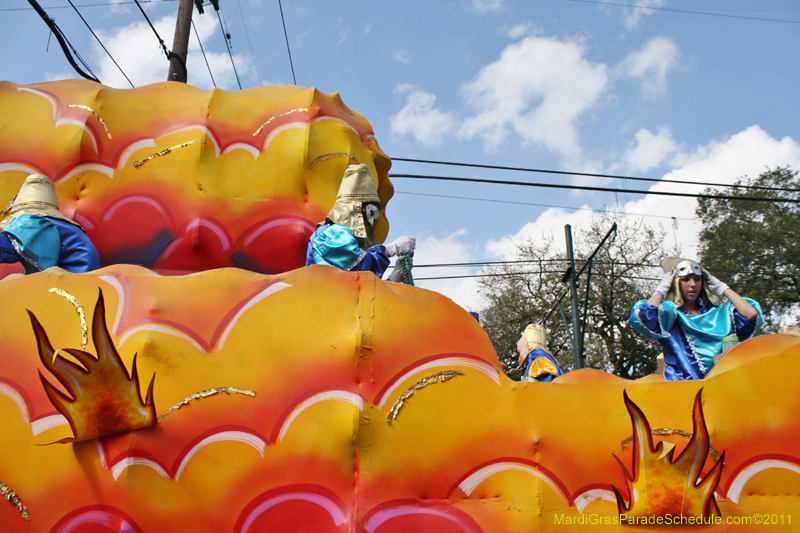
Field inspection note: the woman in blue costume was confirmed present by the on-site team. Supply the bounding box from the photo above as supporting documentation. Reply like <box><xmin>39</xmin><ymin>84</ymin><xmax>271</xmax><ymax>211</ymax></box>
<box><xmin>306</xmin><ymin>164</ymin><xmax>415</xmax><ymax>280</ymax></box>
<box><xmin>516</xmin><ymin>323</ymin><xmax>564</xmax><ymax>382</ymax></box>
<box><xmin>0</xmin><ymin>174</ymin><xmax>100</xmax><ymax>275</ymax></box>
<box><xmin>629</xmin><ymin>258</ymin><xmax>763</xmax><ymax>381</ymax></box>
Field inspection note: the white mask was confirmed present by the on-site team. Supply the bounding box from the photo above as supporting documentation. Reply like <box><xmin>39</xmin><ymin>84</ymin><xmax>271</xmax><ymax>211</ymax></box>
<box><xmin>364</xmin><ymin>204</ymin><xmax>381</xmax><ymax>226</ymax></box>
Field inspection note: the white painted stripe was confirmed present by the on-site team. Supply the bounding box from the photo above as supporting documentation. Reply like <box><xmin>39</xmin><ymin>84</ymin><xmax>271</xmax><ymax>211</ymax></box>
<box><xmin>727</xmin><ymin>460</ymin><xmax>800</xmax><ymax>503</ymax></box>
<box><xmin>175</xmin><ymin>430</ymin><xmax>265</xmax><ymax>480</ymax></box>
<box><xmin>458</xmin><ymin>462</ymin><xmax>565</xmax><ymax>502</ymax></box>
<box><xmin>217</xmin><ymin>282</ymin><xmax>291</xmax><ymax>350</ymax></box>
<box><xmin>278</xmin><ymin>390</ymin><xmax>364</xmax><ymax>442</ymax></box>
<box><xmin>377</xmin><ymin>357</ymin><xmax>500</xmax><ymax>409</ymax></box>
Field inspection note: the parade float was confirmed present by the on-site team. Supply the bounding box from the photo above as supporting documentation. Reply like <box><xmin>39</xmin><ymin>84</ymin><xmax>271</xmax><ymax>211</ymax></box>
<box><xmin>1</xmin><ymin>80</ymin><xmax>799</xmax><ymax>532</ymax></box>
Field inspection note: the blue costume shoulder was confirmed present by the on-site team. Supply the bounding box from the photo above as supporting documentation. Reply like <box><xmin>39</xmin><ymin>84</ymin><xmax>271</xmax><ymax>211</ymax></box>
<box><xmin>306</xmin><ymin>224</ymin><xmax>389</xmax><ymax>278</ymax></box>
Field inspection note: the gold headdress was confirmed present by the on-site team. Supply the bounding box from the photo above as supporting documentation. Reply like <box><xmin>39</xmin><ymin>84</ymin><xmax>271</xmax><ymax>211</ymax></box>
<box><xmin>517</xmin><ymin>323</ymin><xmax>549</xmax><ymax>368</ymax></box>
<box><xmin>660</xmin><ymin>257</ymin><xmax>721</xmax><ymax>308</ymax></box>
<box><xmin>323</xmin><ymin>164</ymin><xmax>381</xmax><ymax>248</ymax></box>
<box><xmin>0</xmin><ymin>174</ymin><xmax>81</xmax><ymax>231</ymax></box>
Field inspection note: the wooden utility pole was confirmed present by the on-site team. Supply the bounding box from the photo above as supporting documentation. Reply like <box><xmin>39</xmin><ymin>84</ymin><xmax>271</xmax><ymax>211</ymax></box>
<box><xmin>167</xmin><ymin>0</ymin><xmax>194</xmax><ymax>82</ymax></box>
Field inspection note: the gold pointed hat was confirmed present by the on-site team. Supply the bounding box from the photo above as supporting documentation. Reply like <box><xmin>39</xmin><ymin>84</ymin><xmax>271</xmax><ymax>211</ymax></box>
<box><xmin>659</xmin><ymin>257</ymin><xmax>721</xmax><ymax>308</ymax></box>
<box><xmin>324</xmin><ymin>164</ymin><xmax>381</xmax><ymax>247</ymax></box>
<box><xmin>0</xmin><ymin>174</ymin><xmax>81</xmax><ymax>230</ymax></box>
<box><xmin>517</xmin><ymin>323</ymin><xmax>549</xmax><ymax>368</ymax></box>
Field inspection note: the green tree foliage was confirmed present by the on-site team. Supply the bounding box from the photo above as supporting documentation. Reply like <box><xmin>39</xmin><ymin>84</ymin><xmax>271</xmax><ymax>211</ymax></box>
<box><xmin>478</xmin><ymin>214</ymin><xmax>668</xmax><ymax>380</ymax></box>
<box><xmin>696</xmin><ymin>167</ymin><xmax>800</xmax><ymax>329</ymax></box>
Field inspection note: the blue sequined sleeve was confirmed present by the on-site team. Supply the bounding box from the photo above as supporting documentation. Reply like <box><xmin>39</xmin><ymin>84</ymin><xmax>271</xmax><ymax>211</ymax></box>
<box><xmin>0</xmin><ymin>232</ymin><xmax>19</xmax><ymax>264</ymax></box>
<box><xmin>629</xmin><ymin>300</ymin><xmax>678</xmax><ymax>339</ymax></box>
<box><xmin>732</xmin><ymin>297</ymin><xmax>764</xmax><ymax>341</ymax></box>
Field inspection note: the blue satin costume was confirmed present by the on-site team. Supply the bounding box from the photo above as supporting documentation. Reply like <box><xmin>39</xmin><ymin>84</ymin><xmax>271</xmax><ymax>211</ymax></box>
<box><xmin>521</xmin><ymin>348</ymin><xmax>564</xmax><ymax>382</ymax></box>
<box><xmin>306</xmin><ymin>224</ymin><xmax>390</xmax><ymax>278</ymax></box>
<box><xmin>0</xmin><ymin>214</ymin><xmax>101</xmax><ymax>274</ymax></box>
<box><xmin>629</xmin><ymin>296</ymin><xmax>763</xmax><ymax>381</ymax></box>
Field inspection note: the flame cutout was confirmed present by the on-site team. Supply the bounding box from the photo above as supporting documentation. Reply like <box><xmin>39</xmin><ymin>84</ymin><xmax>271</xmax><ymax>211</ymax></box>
<box><xmin>28</xmin><ymin>290</ymin><xmax>156</xmax><ymax>443</ymax></box>
<box><xmin>611</xmin><ymin>390</ymin><xmax>724</xmax><ymax>519</ymax></box>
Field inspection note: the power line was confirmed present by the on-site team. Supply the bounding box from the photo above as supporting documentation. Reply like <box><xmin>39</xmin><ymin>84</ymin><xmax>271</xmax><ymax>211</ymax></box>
<box><xmin>191</xmin><ymin>18</ymin><xmax>215</xmax><ymax>87</ymax></box>
<box><xmin>564</xmin><ymin>0</ymin><xmax>800</xmax><ymax>25</ymax></box>
<box><xmin>394</xmin><ymin>190</ymin><xmax>696</xmax><ymax>222</ymax></box>
<box><xmin>67</xmin><ymin>0</ymin><xmax>134</xmax><ymax>87</ymax></box>
<box><xmin>27</xmin><ymin>0</ymin><xmax>100</xmax><ymax>82</ymax></box>
<box><xmin>215</xmin><ymin>5</ymin><xmax>242</xmax><ymax>89</ymax></box>
<box><xmin>392</xmin><ymin>157</ymin><xmax>800</xmax><ymax>193</ymax></box>
<box><xmin>236</xmin><ymin>0</ymin><xmax>263</xmax><ymax>86</ymax></box>
<box><xmin>407</xmin><ymin>0</ymin><xmax>800</xmax><ymax>25</ymax></box>
<box><xmin>278</xmin><ymin>0</ymin><xmax>296</xmax><ymax>85</ymax></box>
<box><xmin>390</xmin><ymin>173</ymin><xmax>800</xmax><ymax>203</ymax></box>
<box><xmin>3</xmin><ymin>0</ymin><xmax>178</xmax><ymax>11</ymax></box>
<box><xmin>133</xmin><ymin>0</ymin><xmax>185</xmax><ymax>80</ymax></box>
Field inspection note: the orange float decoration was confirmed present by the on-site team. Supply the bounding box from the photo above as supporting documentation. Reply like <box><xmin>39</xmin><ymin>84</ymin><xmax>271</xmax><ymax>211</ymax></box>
<box><xmin>1</xmin><ymin>81</ymin><xmax>799</xmax><ymax>532</ymax></box>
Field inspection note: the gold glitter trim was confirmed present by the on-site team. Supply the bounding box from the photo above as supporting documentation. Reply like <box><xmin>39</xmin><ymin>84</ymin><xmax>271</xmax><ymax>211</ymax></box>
<box><xmin>309</xmin><ymin>153</ymin><xmax>358</xmax><ymax>169</ymax></box>
<box><xmin>253</xmin><ymin>107</ymin><xmax>309</xmax><ymax>136</ymax></box>
<box><xmin>69</xmin><ymin>104</ymin><xmax>112</xmax><ymax>139</ymax></box>
<box><xmin>0</xmin><ymin>480</ymin><xmax>30</xmax><ymax>521</ymax></box>
<box><xmin>134</xmin><ymin>140</ymin><xmax>204</xmax><ymax>168</ymax></box>
<box><xmin>158</xmin><ymin>387</ymin><xmax>256</xmax><ymax>423</ymax></box>
<box><xmin>386</xmin><ymin>370</ymin><xmax>464</xmax><ymax>425</ymax></box>
<box><xmin>621</xmin><ymin>427</ymin><xmax>721</xmax><ymax>462</ymax></box>
<box><xmin>48</xmin><ymin>288</ymin><xmax>88</xmax><ymax>348</ymax></box>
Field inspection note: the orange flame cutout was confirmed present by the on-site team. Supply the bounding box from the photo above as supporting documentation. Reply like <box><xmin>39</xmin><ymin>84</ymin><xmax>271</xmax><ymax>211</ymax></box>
<box><xmin>28</xmin><ymin>290</ymin><xmax>156</xmax><ymax>443</ymax></box>
<box><xmin>612</xmin><ymin>389</ymin><xmax>724</xmax><ymax>519</ymax></box>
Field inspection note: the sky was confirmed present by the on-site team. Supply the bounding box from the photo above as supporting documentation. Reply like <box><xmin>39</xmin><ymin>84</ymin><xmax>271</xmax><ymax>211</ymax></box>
<box><xmin>2</xmin><ymin>0</ymin><xmax>800</xmax><ymax>314</ymax></box>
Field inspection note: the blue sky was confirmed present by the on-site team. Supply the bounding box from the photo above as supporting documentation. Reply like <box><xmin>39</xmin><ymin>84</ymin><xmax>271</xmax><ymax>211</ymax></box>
<box><xmin>3</xmin><ymin>0</ymin><xmax>800</xmax><ymax>311</ymax></box>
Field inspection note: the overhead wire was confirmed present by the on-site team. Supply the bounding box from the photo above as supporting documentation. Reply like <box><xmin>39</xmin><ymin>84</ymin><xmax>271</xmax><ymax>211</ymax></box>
<box><xmin>133</xmin><ymin>0</ymin><xmax>186</xmax><ymax>81</ymax></box>
<box><xmin>393</xmin><ymin>190</ymin><xmax>697</xmax><ymax>222</ymax></box>
<box><xmin>392</xmin><ymin>157</ymin><xmax>800</xmax><ymax>193</ymax></box>
<box><xmin>67</xmin><ymin>0</ymin><xmax>134</xmax><ymax>87</ymax></box>
<box><xmin>215</xmin><ymin>4</ymin><xmax>242</xmax><ymax>89</ymax></box>
<box><xmin>235</xmin><ymin>0</ymin><xmax>263</xmax><ymax>86</ymax></box>
<box><xmin>191</xmin><ymin>19</ymin><xmax>216</xmax><ymax>87</ymax></box>
<box><xmin>390</xmin><ymin>173</ymin><xmax>800</xmax><ymax>203</ymax></box>
<box><xmin>27</xmin><ymin>0</ymin><xmax>100</xmax><ymax>82</ymax></box>
<box><xmin>278</xmin><ymin>0</ymin><xmax>297</xmax><ymax>85</ymax></box>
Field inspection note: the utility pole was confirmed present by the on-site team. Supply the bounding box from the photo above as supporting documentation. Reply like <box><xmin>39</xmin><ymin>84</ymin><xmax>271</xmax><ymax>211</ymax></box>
<box><xmin>167</xmin><ymin>0</ymin><xmax>194</xmax><ymax>82</ymax></box>
<box><xmin>564</xmin><ymin>225</ymin><xmax>584</xmax><ymax>369</ymax></box>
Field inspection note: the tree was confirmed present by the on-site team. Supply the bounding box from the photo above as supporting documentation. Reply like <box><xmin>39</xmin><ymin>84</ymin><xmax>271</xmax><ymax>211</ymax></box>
<box><xmin>478</xmin><ymin>213</ymin><xmax>668</xmax><ymax>380</ymax></box>
<box><xmin>696</xmin><ymin>167</ymin><xmax>800</xmax><ymax>329</ymax></box>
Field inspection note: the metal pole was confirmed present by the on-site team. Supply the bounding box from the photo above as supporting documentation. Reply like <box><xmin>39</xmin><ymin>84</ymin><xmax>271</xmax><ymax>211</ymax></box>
<box><xmin>565</xmin><ymin>225</ymin><xmax>583</xmax><ymax>369</ymax></box>
<box><xmin>168</xmin><ymin>0</ymin><xmax>194</xmax><ymax>82</ymax></box>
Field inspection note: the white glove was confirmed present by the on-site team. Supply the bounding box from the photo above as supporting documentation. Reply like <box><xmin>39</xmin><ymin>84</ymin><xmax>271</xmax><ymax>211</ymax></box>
<box><xmin>387</xmin><ymin>263</ymin><xmax>404</xmax><ymax>282</ymax></box>
<box><xmin>702</xmin><ymin>267</ymin><xmax>730</xmax><ymax>297</ymax></box>
<box><xmin>655</xmin><ymin>270</ymin><xmax>675</xmax><ymax>298</ymax></box>
<box><xmin>384</xmin><ymin>236</ymin><xmax>416</xmax><ymax>258</ymax></box>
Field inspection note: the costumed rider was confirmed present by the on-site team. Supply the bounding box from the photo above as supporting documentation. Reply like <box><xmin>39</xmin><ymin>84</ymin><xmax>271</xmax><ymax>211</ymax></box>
<box><xmin>306</xmin><ymin>163</ymin><xmax>415</xmax><ymax>281</ymax></box>
<box><xmin>628</xmin><ymin>257</ymin><xmax>763</xmax><ymax>381</ymax></box>
<box><xmin>516</xmin><ymin>323</ymin><xmax>564</xmax><ymax>382</ymax></box>
<box><xmin>0</xmin><ymin>173</ymin><xmax>101</xmax><ymax>274</ymax></box>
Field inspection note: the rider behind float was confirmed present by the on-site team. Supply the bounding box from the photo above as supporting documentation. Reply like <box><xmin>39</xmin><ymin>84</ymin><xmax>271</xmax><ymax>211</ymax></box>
<box><xmin>628</xmin><ymin>257</ymin><xmax>763</xmax><ymax>381</ymax></box>
<box><xmin>0</xmin><ymin>174</ymin><xmax>100</xmax><ymax>274</ymax></box>
<box><xmin>516</xmin><ymin>323</ymin><xmax>564</xmax><ymax>382</ymax></box>
<box><xmin>306</xmin><ymin>164</ymin><xmax>415</xmax><ymax>280</ymax></box>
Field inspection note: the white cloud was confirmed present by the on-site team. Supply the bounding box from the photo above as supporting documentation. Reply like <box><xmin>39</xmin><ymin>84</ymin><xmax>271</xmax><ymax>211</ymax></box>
<box><xmin>467</xmin><ymin>0</ymin><xmax>505</xmax><ymax>14</ymax></box>
<box><xmin>393</xmin><ymin>51</ymin><xmax>410</xmax><ymax>64</ymax></box>
<box><xmin>459</xmin><ymin>34</ymin><xmax>608</xmax><ymax>158</ymax></box>
<box><xmin>621</xmin><ymin>0</ymin><xmax>666</xmax><ymax>30</ymax></box>
<box><xmin>483</xmin><ymin>127</ymin><xmax>800</xmax><ymax>288</ymax></box>
<box><xmin>485</xmin><ymin>205</ymin><xmax>597</xmax><ymax>259</ymax></box>
<box><xmin>411</xmin><ymin>230</ymin><xmax>483</xmax><ymax>312</ymax></box>
<box><xmin>620</xmin><ymin>126</ymin><xmax>800</xmax><ymax>258</ymax></box>
<box><xmin>93</xmin><ymin>14</ymin><xmax>248</xmax><ymax>90</ymax></box>
<box><xmin>389</xmin><ymin>84</ymin><xmax>456</xmax><ymax>147</ymax></box>
<box><xmin>622</xmin><ymin>126</ymin><xmax>681</xmax><ymax>172</ymax></box>
<box><xmin>618</xmin><ymin>36</ymin><xmax>679</xmax><ymax>99</ymax></box>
